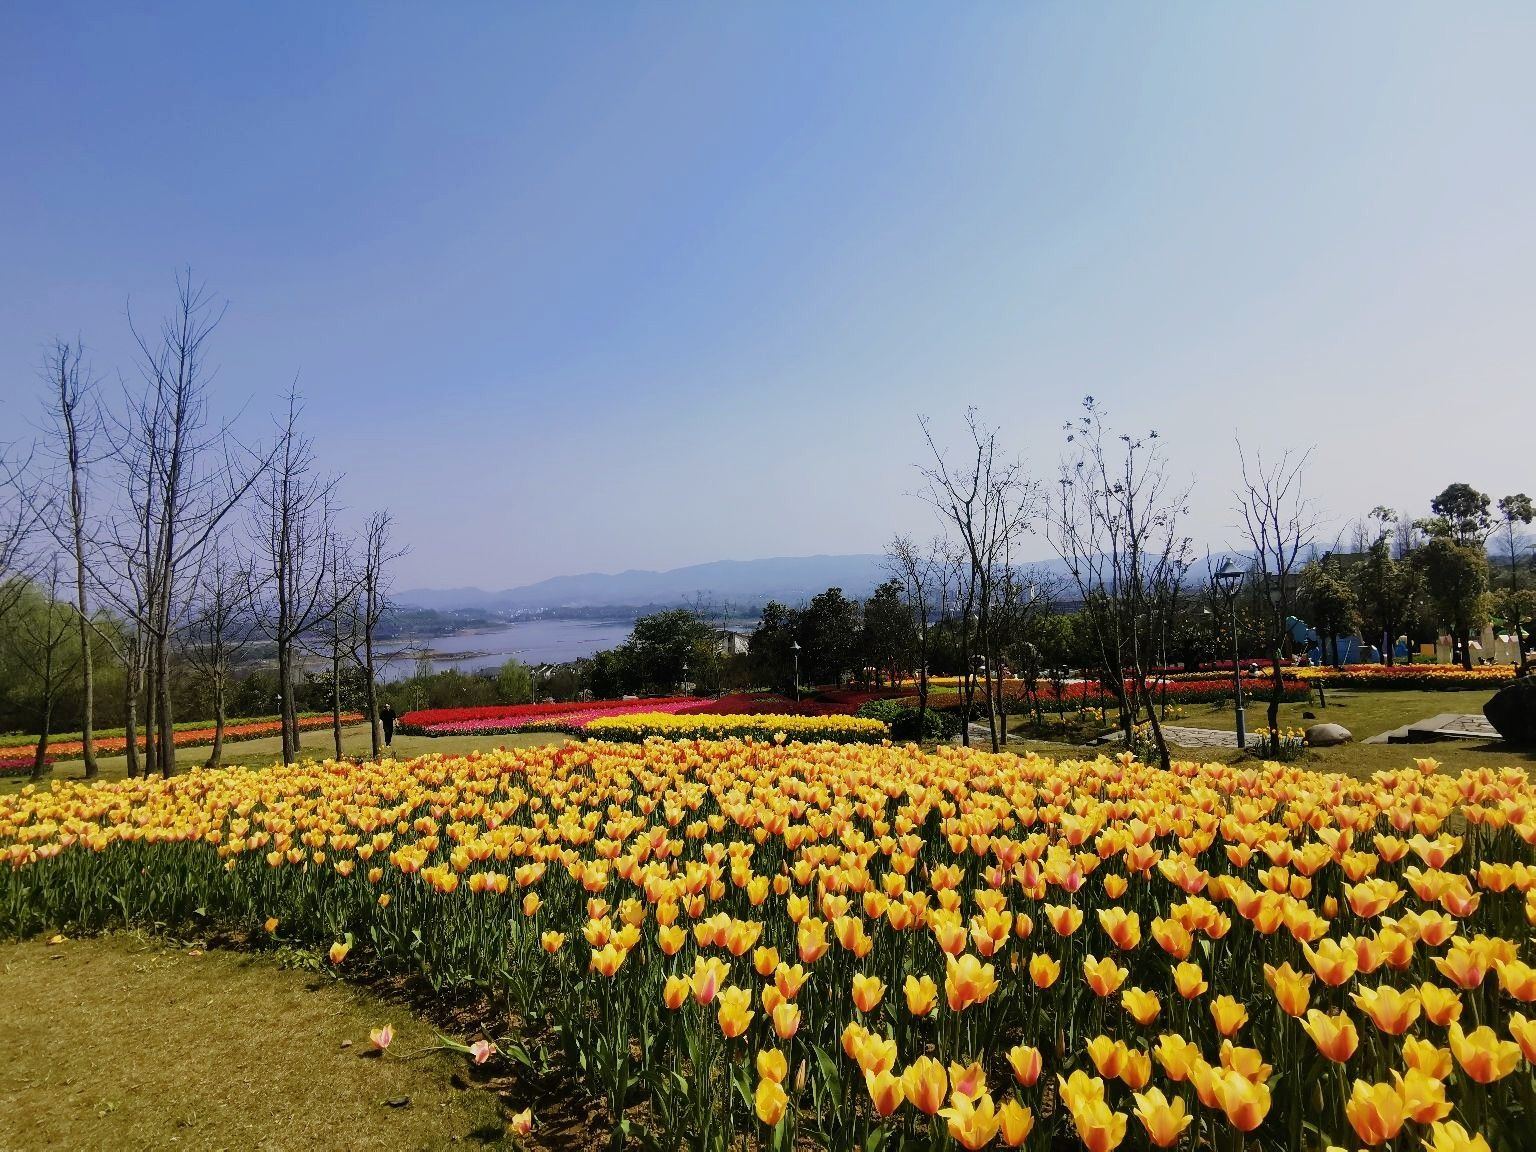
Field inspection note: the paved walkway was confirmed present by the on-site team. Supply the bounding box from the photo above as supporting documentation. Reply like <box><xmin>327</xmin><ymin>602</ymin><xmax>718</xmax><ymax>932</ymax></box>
<box><xmin>1159</xmin><ymin>725</ymin><xmax>1242</xmax><ymax>748</ymax></box>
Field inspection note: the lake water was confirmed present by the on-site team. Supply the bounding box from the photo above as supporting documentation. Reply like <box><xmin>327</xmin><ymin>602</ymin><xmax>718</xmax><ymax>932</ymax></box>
<box><xmin>375</xmin><ymin>617</ymin><xmax>756</xmax><ymax>681</ymax></box>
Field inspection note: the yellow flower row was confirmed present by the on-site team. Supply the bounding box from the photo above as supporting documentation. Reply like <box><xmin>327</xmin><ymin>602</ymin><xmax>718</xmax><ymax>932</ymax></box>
<box><xmin>3</xmin><ymin>739</ymin><xmax>1534</xmax><ymax>1150</ymax></box>
<box><xmin>583</xmin><ymin>712</ymin><xmax>889</xmax><ymax>743</ymax></box>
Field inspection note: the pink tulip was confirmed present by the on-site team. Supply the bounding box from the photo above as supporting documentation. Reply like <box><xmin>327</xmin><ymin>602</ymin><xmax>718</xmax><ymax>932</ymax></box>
<box><xmin>469</xmin><ymin>1039</ymin><xmax>494</xmax><ymax>1064</ymax></box>
<box><xmin>509</xmin><ymin>1108</ymin><xmax>533</xmax><ymax>1136</ymax></box>
<box><xmin>370</xmin><ymin>1023</ymin><xmax>394</xmax><ymax>1051</ymax></box>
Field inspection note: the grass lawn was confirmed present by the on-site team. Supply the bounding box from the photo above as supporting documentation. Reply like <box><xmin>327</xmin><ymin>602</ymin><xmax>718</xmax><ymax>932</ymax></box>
<box><xmin>0</xmin><ymin>932</ymin><xmax>521</xmax><ymax>1150</ymax></box>
<box><xmin>1171</xmin><ymin>687</ymin><xmax>1498</xmax><ymax>740</ymax></box>
<box><xmin>1</xmin><ymin>726</ymin><xmax>569</xmax><ymax>797</ymax></box>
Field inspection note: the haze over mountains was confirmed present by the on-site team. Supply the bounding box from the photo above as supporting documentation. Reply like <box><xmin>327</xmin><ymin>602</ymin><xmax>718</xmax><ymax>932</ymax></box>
<box><xmin>397</xmin><ymin>554</ymin><xmax>898</xmax><ymax>613</ymax></box>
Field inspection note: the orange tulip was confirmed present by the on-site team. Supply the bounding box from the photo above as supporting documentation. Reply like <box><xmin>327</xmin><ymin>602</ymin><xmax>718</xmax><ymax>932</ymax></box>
<box><xmin>1351</xmin><ymin>983</ymin><xmax>1420</xmax><ymax>1035</ymax></box>
<box><xmin>717</xmin><ymin>985</ymin><xmax>754</xmax><ymax>1039</ymax></box>
<box><xmin>948</xmin><ymin>1059</ymin><xmax>987</xmax><ymax>1102</ymax></box>
<box><xmin>851</xmin><ymin>972</ymin><xmax>885</xmax><ymax>1013</ymax></box>
<box><xmin>663</xmin><ymin>974</ymin><xmax>691</xmax><ymax>1010</ymax></box>
<box><xmin>753</xmin><ymin>945</ymin><xmax>780</xmax><ymax>977</ymax></box>
<box><xmin>939</xmin><ymin>1091</ymin><xmax>1002</xmax><ymax>1151</ymax></box>
<box><xmin>904</xmin><ymin>973</ymin><xmax>938</xmax><ymax>1016</ymax></box>
<box><xmin>1133</xmin><ymin>1086</ymin><xmax>1192</xmax><ymax>1148</ymax></box>
<box><xmin>1007</xmin><ymin>1043</ymin><xmax>1042</xmax><ymax>1087</ymax></box>
<box><xmin>1422</xmin><ymin>1121</ymin><xmax>1492</xmax><ymax>1152</ymax></box>
<box><xmin>1509</xmin><ymin>1013</ymin><xmax>1536</xmax><ymax>1063</ymax></box>
<box><xmin>945</xmin><ymin>953</ymin><xmax>999</xmax><ymax>1011</ymax></box>
<box><xmin>1044</xmin><ymin>902</ymin><xmax>1084</xmax><ymax>936</ymax></box>
<box><xmin>1173</xmin><ymin>961</ymin><xmax>1207</xmax><ymax>999</ymax></box>
<box><xmin>1029</xmin><ymin>953</ymin><xmax>1061</xmax><ymax>989</ymax></box>
<box><xmin>770</xmin><ymin>999</ymin><xmax>801</xmax><ymax>1039</ymax></box>
<box><xmin>1403</xmin><ymin>1036</ymin><xmax>1453</xmax><ymax>1079</ymax></box>
<box><xmin>1396</xmin><ymin>1067</ymin><xmax>1452</xmax><ymax>1125</ymax></box>
<box><xmin>1083</xmin><ymin>954</ymin><xmax>1128</xmax><ymax>998</ymax></box>
<box><xmin>756</xmin><ymin>1047</ymin><xmax>788</xmax><ymax>1084</ymax></box>
<box><xmin>1154</xmin><ymin>1033</ymin><xmax>1200</xmax><ymax>1081</ymax></box>
<box><xmin>754</xmin><ymin>1077</ymin><xmax>788</xmax><ymax>1126</ymax></box>
<box><xmin>1121</xmin><ymin>987</ymin><xmax>1161</xmax><ymax>1026</ymax></box>
<box><xmin>1301</xmin><ymin>1009</ymin><xmax>1359</xmax><ymax>1063</ymax></box>
<box><xmin>1345</xmin><ymin>1078</ymin><xmax>1406</xmax><ymax>1146</ymax></box>
<box><xmin>1263</xmin><ymin>961</ymin><xmax>1312</xmax><ymax>1017</ymax></box>
<box><xmin>998</xmin><ymin>1098</ymin><xmax>1034</xmax><ymax>1147</ymax></box>
<box><xmin>1448</xmin><ymin>1022</ymin><xmax>1522</xmax><ymax>1083</ymax></box>
<box><xmin>1303</xmin><ymin>938</ymin><xmax>1358</xmax><ymax>987</ymax></box>
<box><xmin>865</xmin><ymin>1067</ymin><xmax>905</xmax><ymax>1116</ymax></box>
<box><xmin>902</xmin><ymin>1056</ymin><xmax>947</xmax><ymax>1116</ymax></box>
<box><xmin>1420</xmin><ymin>981</ymin><xmax>1463</xmax><ymax>1026</ymax></box>
<box><xmin>1209</xmin><ymin>995</ymin><xmax>1248</xmax><ymax>1037</ymax></box>
<box><xmin>1098</xmin><ymin>907</ymin><xmax>1141</xmax><ymax>951</ymax></box>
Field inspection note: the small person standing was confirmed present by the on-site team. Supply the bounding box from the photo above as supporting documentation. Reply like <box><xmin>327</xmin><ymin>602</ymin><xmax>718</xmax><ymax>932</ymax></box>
<box><xmin>380</xmin><ymin>703</ymin><xmax>396</xmax><ymax>748</ymax></box>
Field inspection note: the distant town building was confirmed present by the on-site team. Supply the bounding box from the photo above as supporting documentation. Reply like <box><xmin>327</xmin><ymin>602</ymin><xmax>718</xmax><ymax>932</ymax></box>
<box><xmin>715</xmin><ymin>629</ymin><xmax>751</xmax><ymax>657</ymax></box>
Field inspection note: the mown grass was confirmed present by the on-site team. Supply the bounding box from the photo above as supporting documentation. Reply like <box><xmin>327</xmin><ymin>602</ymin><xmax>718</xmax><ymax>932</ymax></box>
<box><xmin>0</xmin><ymin>932</ymin><xmax>520</xmax><ymax>1150</ymax></box>
<box><xmin>1171</xmin><ymin>687</ymin><xmax>1498</xmax><ymax>739</ymax></box>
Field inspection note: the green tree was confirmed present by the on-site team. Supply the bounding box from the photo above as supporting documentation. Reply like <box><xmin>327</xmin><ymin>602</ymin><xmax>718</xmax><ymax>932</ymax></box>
<box><xmin>1352</xmin><ymin>508</ymin><xmax>1420</xmax><ymax>666</ymax></box>
<box><xmin>1301</xmin><ymin>555</ymin><xmax>1360</xmax><ymax>667</ymax></box>
<box><xmin>749</xmin><ymin>601</ymin><xmax>801</xmax><ymax>695</ymax></box>
<box><xmin>1496</xmin><ymin>494</ymin><xmax>1534</xmax><ymax>664</ymax></box>
<box><xmin>1416</xmin><ymin>537</ymin><xmax>1488</xmax><ymax>670</ymax></box>
<box><xmin>799</xmin><ymin>587</ymin><xmax>861</xmax><ymax>687</ymax></box>
<box><xmin>859</xmin><ymin>579</ymin><xmax>913</xmax><ymax>688</ymax></box>
<box><xmin>495</xmin><ymin>658</ymin><xmax>534</xmax><ymax>704</ymax></box>
<box><xmin>618</xmin><ymin>609</ymin><xmax>715</xmax><ymax>694</ymax></box>
<box><xmin>1425</xmin><ymin>483</ymin><xmax>1494</xmax><ymax>546</ymax></box>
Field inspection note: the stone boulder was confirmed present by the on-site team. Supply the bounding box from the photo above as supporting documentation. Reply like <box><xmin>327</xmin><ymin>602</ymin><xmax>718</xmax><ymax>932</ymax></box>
<box><xmin>1484</xmin><ymin>677</ymin><xmax>1536</xmax><ymax>746</ymax></box>
<box><xmin>1305</xmin><ymin>723</ymin><xmax>1353</xmax><ymax>747</ymax></box>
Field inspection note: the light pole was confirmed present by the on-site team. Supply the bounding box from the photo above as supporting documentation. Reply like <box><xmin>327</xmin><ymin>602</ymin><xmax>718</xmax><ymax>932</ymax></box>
<box><xmin>790</xmin><ymin>641</ymin><xmax>801</xmax><ymax>702</ymax></box>
<box><xmin>1213</xmin><ymin>561</ymin><xmax>1246</xmax><ymax>749</ymax></box>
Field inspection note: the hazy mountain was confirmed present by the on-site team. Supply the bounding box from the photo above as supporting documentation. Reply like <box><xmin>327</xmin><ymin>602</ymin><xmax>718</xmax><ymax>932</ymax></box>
<box><xmin>398</xmin><ymin>554</ymin><xmax>895</xmax><ymax>612</ymax></box>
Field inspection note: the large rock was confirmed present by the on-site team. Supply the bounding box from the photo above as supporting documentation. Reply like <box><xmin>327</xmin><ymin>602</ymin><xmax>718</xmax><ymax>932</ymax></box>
<box><xmin>1484</xmin><ymin>678</ymin><xmax>1536</xmax><ymax>746</ymax></box>
<box><xmin>1306</xmin><ymin>723</ymin><xmax>1353</xmax><ymax>747</ymax></box>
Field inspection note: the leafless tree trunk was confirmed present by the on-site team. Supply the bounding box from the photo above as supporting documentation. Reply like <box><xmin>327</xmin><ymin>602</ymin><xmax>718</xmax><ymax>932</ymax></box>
<box><xmin>920</xmin><ymin>410</ymin><xmax>1038</xmax><ymax>752</ymax></box>
<box><xmin>887</xmin><ymin>534</ymin><xmax>940</xmax><ymax>740</ymax></box>
<box><xmin>1047</xmin><ymin>399</ymin><xmax>1192</xmax><ymax>771</ymax></box>
<box><xmin>110</xmin><ymin>272</ymin><xmax>269</xmax><ymax>777</ymax></box>
<box><xmin>0</xmin><ymin>441</ymin><xmax>39</xmax><ymax>627</ymax></box>
<box><xmin>40</xmin><ymin>340</ymin><xmax>105</xmax><ymax>777</ymax></box>
<box><xmin>178</xmin><ymin>537</ymin><xmax>254</xmax><ymax>768</ymax></box>
<box><xmin>1234</xmin><ymin>442</ymin><xmax>1315</xmax><ymax>755</ymax></box>
<box><xmin>352</xmin><ymin>510</ymin><xmax>403</xmax><ymax>760</ymax></box>
<box><xmin>249</xmin><ymin>389</ymin><xmax>340</xmax><ymax>764</ymax></box>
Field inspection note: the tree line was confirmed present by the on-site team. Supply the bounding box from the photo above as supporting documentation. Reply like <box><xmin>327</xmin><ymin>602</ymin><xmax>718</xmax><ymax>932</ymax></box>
<box><xmin>0</xmin><ymin>273</ymin><xmax>403</xmax><ymax>780</ymax></box>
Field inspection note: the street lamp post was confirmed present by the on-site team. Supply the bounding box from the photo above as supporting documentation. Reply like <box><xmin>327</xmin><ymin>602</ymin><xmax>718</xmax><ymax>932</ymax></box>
<box><xmin>791</xmin><ymin>641</ymin><xmax>801</xmax><ymax>702</ymax></box>
<box><xmin>1213</xmin><ymin>561</ymin><xmax>1246</xmax><ymax>749</ymax></box>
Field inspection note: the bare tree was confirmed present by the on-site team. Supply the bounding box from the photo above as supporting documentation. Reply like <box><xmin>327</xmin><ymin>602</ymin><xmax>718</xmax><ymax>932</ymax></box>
<box><xmin>177</xmin><ymin>535</ymin><xmax>255</xmax><ymax>768</ymax></box>
<box><xmin>1233</xmin><ymin>442</ymin><xmax>1316</xmax><ymax>754</ymax></box>
<box><xmin>1047</xmin><ymin>398</ymin><xmax>1192</xmax><ymax>770</ymax></box>
<box><xmin>920</xmin><ymin>410</ymin><xmax>1039</xmax><ymax>752</ymax></box>
<box><xmin>248</xmin><ymin>389</ymin><xmax>341</xmax><ymax>764</ymax></box>
<box><xmin>0</xmin><ymin>440</ymin><xmax>39</xmax><ymax>625</ymax></box>
<box><xmin>38</xmin><ymin>340</ymin><xmax>106</xmax><ymax>777</ymax></box>
<box><xmin>109</xmin><ymin>272</ymin><xmax>270</xmax><ymax>776</ymax></box>
<box><xmin>887</xmin><ymin>534</ymin><xmax>942</xmax><ymax>739</ymax></box>
<box><xmin>352</xmin><ymin>510</ymin><xmax>404</xmax><ymax>759</ymax></box>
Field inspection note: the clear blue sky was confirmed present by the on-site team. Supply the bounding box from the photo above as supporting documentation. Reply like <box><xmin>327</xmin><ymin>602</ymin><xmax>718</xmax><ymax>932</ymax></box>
<box><xmin>3</xmin><ymin>3</ymin><xmax>1533</xmax><ymax>588</ymax></box>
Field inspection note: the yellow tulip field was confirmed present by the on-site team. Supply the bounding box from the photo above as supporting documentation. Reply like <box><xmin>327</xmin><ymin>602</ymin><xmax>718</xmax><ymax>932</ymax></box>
<box><xmin>3</xmin><ymin>737</ymin><xmax>1534</xmax><ymax>1150</ymax></box>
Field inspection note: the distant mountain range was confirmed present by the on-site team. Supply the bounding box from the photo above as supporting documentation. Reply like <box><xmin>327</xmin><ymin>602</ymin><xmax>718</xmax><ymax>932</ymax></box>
<box><xmin>397</xmin><ymin>554</ymin><xmax>896</xmax><ymax>613</ymax></box>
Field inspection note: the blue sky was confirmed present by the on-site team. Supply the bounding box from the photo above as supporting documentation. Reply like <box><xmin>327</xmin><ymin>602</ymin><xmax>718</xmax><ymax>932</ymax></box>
<box><xmin>3</xmin><ymin>3</ymin><xmax>1533</xmax><ymax>588</ymax></box>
